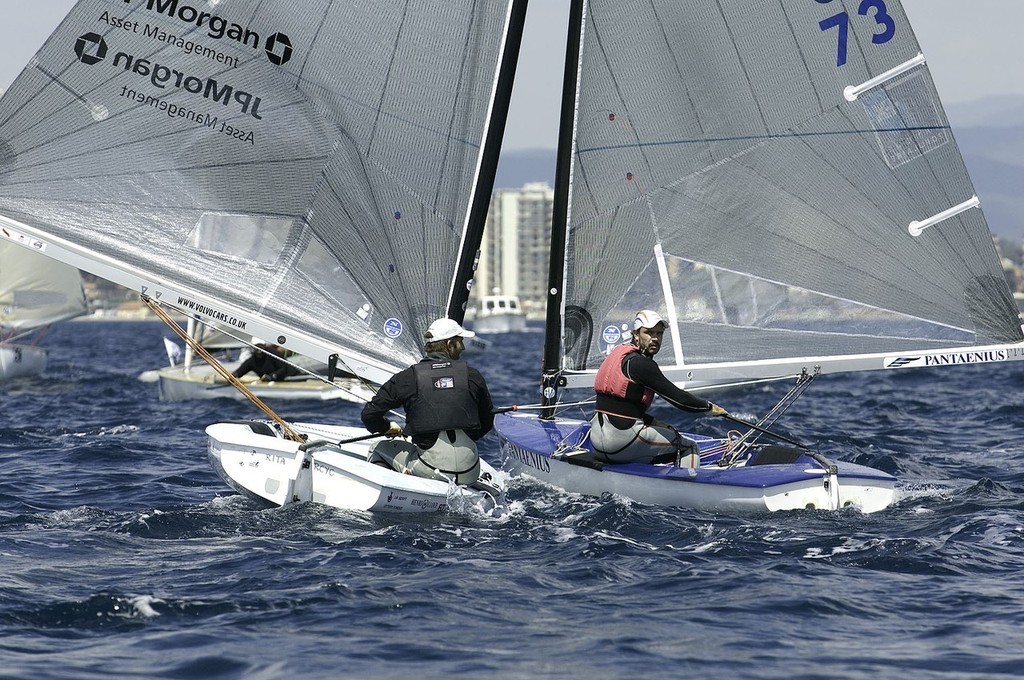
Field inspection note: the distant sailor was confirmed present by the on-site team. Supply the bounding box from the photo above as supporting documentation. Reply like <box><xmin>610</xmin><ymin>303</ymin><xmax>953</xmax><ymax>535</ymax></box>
<box><xmin>360</xmin><ymin>317</ymin><xmax>495</xmax><ymax>485</ymax></box>
<box><xmin>231</xmin><ymin>339</ymin><xmax>298</xmax><ymax>382</ymax></box>
<box><xmin>587</xmin><ymin>310</ymin><xmax>728</xmax><ymax>466</ymax></box>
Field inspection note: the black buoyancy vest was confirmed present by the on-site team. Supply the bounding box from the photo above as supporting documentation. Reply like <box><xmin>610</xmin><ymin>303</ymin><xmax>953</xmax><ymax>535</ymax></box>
<box><xmin>405</xmin><ymin>359</ymin><xmax>481</xmax><ymax>436</ymax></box>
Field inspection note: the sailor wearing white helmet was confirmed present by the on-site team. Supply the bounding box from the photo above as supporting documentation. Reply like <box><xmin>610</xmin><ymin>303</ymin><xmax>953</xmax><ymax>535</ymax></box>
<box><xmin>361</xmin><ymin>317</ymin><xmax>494</xmax><ymax>485</ymax></box>
<box><xmin>587</xmin><ymin>310</ymin><xmax>728</xmax><ymax>467</ymax></box>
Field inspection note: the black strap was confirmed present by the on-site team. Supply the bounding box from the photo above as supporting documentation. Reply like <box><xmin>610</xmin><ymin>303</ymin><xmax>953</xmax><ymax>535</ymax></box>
<box><xmin>592</xmin><ymin>412</ymin><xmax>640</xmax><ymax>461</ymax></box>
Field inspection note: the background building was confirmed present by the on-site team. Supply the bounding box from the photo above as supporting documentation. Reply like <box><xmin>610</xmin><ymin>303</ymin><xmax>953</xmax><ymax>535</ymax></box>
<box><xmin>473</xmin><ymin>182</ymin><xmax>552</xmax><ymax>319</ymax></box>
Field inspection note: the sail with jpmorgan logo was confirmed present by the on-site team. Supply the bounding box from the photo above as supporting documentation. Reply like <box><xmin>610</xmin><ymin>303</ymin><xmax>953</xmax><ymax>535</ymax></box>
<box><xmin>0</xmin><ymin>0</ymin><xmax>526</xmax><ymax>512</ymax></box>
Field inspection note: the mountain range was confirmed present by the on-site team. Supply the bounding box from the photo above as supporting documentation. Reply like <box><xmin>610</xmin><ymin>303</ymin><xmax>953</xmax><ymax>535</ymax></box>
<box><xmin>495</xmin><ymin>94</ymin><xmax>1024</xmax><ymax>238</ymax></box>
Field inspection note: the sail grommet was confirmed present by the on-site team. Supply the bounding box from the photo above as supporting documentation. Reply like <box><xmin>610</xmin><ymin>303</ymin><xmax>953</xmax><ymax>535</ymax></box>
<box><xmin>89</xmin><ymin>104</ymin><xmax>109</xmax><ymax>122</ymax></box>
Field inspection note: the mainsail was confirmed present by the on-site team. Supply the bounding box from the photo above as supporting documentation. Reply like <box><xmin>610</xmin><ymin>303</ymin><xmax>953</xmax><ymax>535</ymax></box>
<box><xmin>0</xmin><ymin>241</ymin><xmax>87</xmax><ymax>334</ymax></box>
<box><xmin>549</xmin><ymin>0</ymin><xmax>1024</xmax><ymax>391</ymax></box>
<box><xmin>0</xmin><ymin>0</ymin><xmax>520</xmax><ymax>386</ymax></box>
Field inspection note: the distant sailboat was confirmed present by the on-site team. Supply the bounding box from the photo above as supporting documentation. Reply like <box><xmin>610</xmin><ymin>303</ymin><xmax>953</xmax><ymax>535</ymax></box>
<box><xmin>471</xmin><ymin>290</ymin><xmax>528</xmax><ymax>334</ymax></box>
<box><xmin>1</xmin><ymin>241</ymin><xmax>88</xmax><ymax>381</ymax></box>
<box><xmin>492</xmin><ymin>0</ymin><xmax>1024</xmax><ymax>513</ymax></box>
<box><xmin>146</xmin><ymin>317</ymin><xmax>377</xmax><ymax>403</ymax></box>
<box><xmin>0</xmin><ymin>0</ymin><xmax>525</xmax><ymax>511</ymax></box>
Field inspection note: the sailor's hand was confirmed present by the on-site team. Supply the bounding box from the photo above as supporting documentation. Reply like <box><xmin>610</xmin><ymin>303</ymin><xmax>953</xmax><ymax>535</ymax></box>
<box><xmin>385</xmin><ymin>422</ymin><xmax>405</xmax><ymax>438</ymax></box>
<box><xmin>707</xmin><ymin>403</ymin><xmax>728</xmax><ymax>417</ymax></box>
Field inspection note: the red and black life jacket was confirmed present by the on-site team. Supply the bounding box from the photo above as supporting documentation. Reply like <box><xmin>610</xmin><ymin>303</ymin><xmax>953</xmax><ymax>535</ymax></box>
<box><xmin>593</xmin><ymin>343</ymin><xmax>654</xmax><ymax>419</ymax></box>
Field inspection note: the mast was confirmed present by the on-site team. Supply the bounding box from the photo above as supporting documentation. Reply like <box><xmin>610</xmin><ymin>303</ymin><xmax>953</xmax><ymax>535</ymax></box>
<box><xmin>447</xmin><ymin>0</ymin><xmax>530</xmax><ymax>323</ymax></box>
<box><xmin>540</xmin><ymin>0</ymin><xmax>584</xmax><ymax>419</ymax></box>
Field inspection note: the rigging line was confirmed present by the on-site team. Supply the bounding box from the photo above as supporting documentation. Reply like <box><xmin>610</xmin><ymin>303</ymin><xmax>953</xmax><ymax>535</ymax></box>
<box><xmin>2</xmin><ymin>326</ymin><xmax>48</xmax><ymax>344</ymax></box>
<box><xmin>30</xmin><ymin>325</ymin><xmax>54</xmax><ymax>346</ymax></box>
<box><xmin>720</xmin><ymin>371</ymin><xmax>817</xmax><ymax>463</ymax></box>
<box><xmin>143</xmin><ymin>296</ymin><xmax>304</xmax><ymax>443</ymax></box>
<box><xmin>757</xmin><ymin>370</ymin><xmax>817</xmax><ymax>431</ymax></box>
<box><xmin>495</xmin><ymin>397</ymin><xmax>598</xmax><ymax>413</ymax></box>
<box><xmin>721</xmin><ymin>414</ymin><xmax>809</xmax><ymax>450</ymax></box>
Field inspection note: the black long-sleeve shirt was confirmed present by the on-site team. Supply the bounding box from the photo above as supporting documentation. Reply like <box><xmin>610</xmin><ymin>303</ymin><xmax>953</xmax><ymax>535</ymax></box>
<box><xmin>596</xmin><ymin>350</ymin><xmax>711</xmax><ymax>426</ymax></box>
<box><xmin>231</xmin><ymin>345</ymin><xmax>297</xmax><ymax>381</ymax></box>
<box><xmin>360</xmin><ymin>353</ymin><xmax>494</xmax><ymax>448</ymax></box>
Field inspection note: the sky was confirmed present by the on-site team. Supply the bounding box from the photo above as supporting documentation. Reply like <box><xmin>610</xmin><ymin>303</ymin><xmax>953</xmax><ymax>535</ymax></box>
<box><xmin>2</xmin><ymin>0</ymin><xmax>1022</xmax><ymax>150</ymax></box>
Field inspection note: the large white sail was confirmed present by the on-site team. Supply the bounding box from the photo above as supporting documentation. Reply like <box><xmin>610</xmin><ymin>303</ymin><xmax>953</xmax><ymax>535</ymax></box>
<box><xmin>0</xmin><ymin>0</ymin><xmax>516</xmax><ymax>387</ymax></box>
<box><xmin>552</xmin><ymin>0</ymin><xmax>1024</xmax><ymax>390</ymax></box>
<box><xmin>0</xmin><ymin>241</ymin><xmax>87</xmax><ymax>333</ymax></box>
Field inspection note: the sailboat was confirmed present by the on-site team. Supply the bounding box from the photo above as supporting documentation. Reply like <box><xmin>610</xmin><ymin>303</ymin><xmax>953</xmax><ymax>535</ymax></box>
<box><xmin>470</xmin><ymin>290</ymin><xmax>528</xmax><ymax>334</ymax></box>
<box><xmin>492</xmin><ymin>0</ymin><xmax>1024</xmax><ymax>513</ymax></box>
<box><xmin>147</xmin><ymin>317</ymin><xmax>377</xmax><ymax>403</ymax></box>
<box><xmin>0</xmin><ymin>0</ymin><xmax>527</xmax><ymax>512</ymax></box>
<box><xmin>1</xmin><ymin>241</ymin><xmax>88</xmax><ymax>381</ymax></box>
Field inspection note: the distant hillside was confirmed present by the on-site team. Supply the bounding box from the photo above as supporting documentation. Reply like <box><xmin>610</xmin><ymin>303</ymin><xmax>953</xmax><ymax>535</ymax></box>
<box><xmin>949</xmin><ymin>96</ymin><xmax>1024</xmax><ymax>237</ymax></box>
<box><xmin>494</xmin><ymin>148</ymin><xmax>555</xmax><ymax>189</ymax></box>
<box><xmin>946</xmin><ymin>95</ymin><xmax>1024</xmax><ymax>130</ymax></box>
<box><xmin>496</xmin><ymin>96</ymin><xmax>1024</xmax><ymax>238</ymax></box>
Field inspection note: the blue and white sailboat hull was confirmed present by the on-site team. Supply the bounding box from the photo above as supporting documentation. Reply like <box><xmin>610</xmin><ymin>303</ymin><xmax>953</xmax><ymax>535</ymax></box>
<box><xmin>494</xmin><ymin>413</ymin><xmax>895</xmax><ymax>514</ymax></box>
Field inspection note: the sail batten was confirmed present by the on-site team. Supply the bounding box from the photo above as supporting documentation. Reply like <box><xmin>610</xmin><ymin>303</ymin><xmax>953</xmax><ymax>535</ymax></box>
<box><xmin>844</xmin><ymin>53</ymin><xmax>926</xmax><ymax>101</ymax></box>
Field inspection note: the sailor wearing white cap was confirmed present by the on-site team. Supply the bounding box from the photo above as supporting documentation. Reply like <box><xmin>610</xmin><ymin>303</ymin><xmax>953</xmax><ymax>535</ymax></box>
<box><xmin>361</xmin><ymin>317</ymin><xmax>493</xmax><ymax>485</ymax></box>
<box><xmin>587</xmin><ymin>310</ymin><xmax>728</xmax><ymax>467</ymax></box>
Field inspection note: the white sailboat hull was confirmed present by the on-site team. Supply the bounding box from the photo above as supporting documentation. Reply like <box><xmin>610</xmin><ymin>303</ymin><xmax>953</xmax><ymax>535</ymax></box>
<box><xmin>206</xmin><ymin>421</ymin><xmax>502</xmax><ymax>514</ymax></box>
<box><xmin>156</xmin><ymin>363</ymin><xmax>375</xmax><ymax>403</ymax></box>
<box><xmin>0</xmin><ymin>343</ymin><xmax>47</xmax><ymax>382</ymax></box>
<box><xmin>471</xmin><ymin>294</ymin><xmax>528</xmax><ymax>333</ymax></box>
<box><xmin>494</xmin><ymin>413</ymin><xmax>895</xmax><ymax>514</ymax></box>
<box><xmin>472</xmin><ymin>313</ymin><xmax>528</xmax><ymax>334</ymax></box>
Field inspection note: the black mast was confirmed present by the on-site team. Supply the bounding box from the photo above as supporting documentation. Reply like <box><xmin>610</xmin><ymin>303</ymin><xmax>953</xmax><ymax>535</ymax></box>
<box><xmin>447</xmin><ymin>0</ymin><xmax>530</xmax><ymax>323</ymax></box>
<box><xmin>540</xmin><ymin>0</ymin><xmax>583</xmax><ymax>419</ymax></box>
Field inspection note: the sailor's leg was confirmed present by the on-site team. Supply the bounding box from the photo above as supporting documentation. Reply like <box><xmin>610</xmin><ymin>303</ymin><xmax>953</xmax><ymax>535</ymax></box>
<box><xmin>589</xmin><ymin>413</ymin><xmax>679</xmax><ymax>464</ymax></box>
<box><xmin>584</xmin><ymin>412</ymin><xmax>641</xmax><ymax>463</ymax></box>
<box><xmin>675</xmin><ymin>435</ymin><xmax>702</xmax><ymax>468</ymax></box>
<box><xmin>367</xmin><ymin>439</ymin><xmax>420</xmax><ymax>472</ymax></box>
<box><xmin>417</xmin><ymin>430</ymin><xmax>481</xmax><ymax>485</ymax></box>
<box><xmin>637</xmin><ymin>417</ymin><xmax>686</xmax><ymax>465</ymax></box>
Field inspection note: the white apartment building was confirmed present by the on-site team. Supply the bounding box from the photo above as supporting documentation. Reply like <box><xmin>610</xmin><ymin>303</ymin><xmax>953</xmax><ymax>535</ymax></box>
<box><xmin>473</xmin><ymin>182</ymin><xmax>553</xmax><ymax>318</ymax></box>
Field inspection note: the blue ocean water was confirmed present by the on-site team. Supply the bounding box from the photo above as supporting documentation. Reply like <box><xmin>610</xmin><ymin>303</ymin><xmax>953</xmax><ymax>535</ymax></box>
<box><xmin>2</xmin><ymin>320</ymin><xmax>1023</xmax><ymax>679</ymax></box>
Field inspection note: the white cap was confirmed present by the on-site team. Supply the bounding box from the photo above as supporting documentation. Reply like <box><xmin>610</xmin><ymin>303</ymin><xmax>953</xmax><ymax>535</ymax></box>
<box><xmin>424</xmin><ymin>317</ymin><xmax>475</xmax><ymax>341</ymax></box>
<box><xmin>633</xmin><ymin>309</ymin><xmax>665</xmax><ymax>330</ymax></box>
